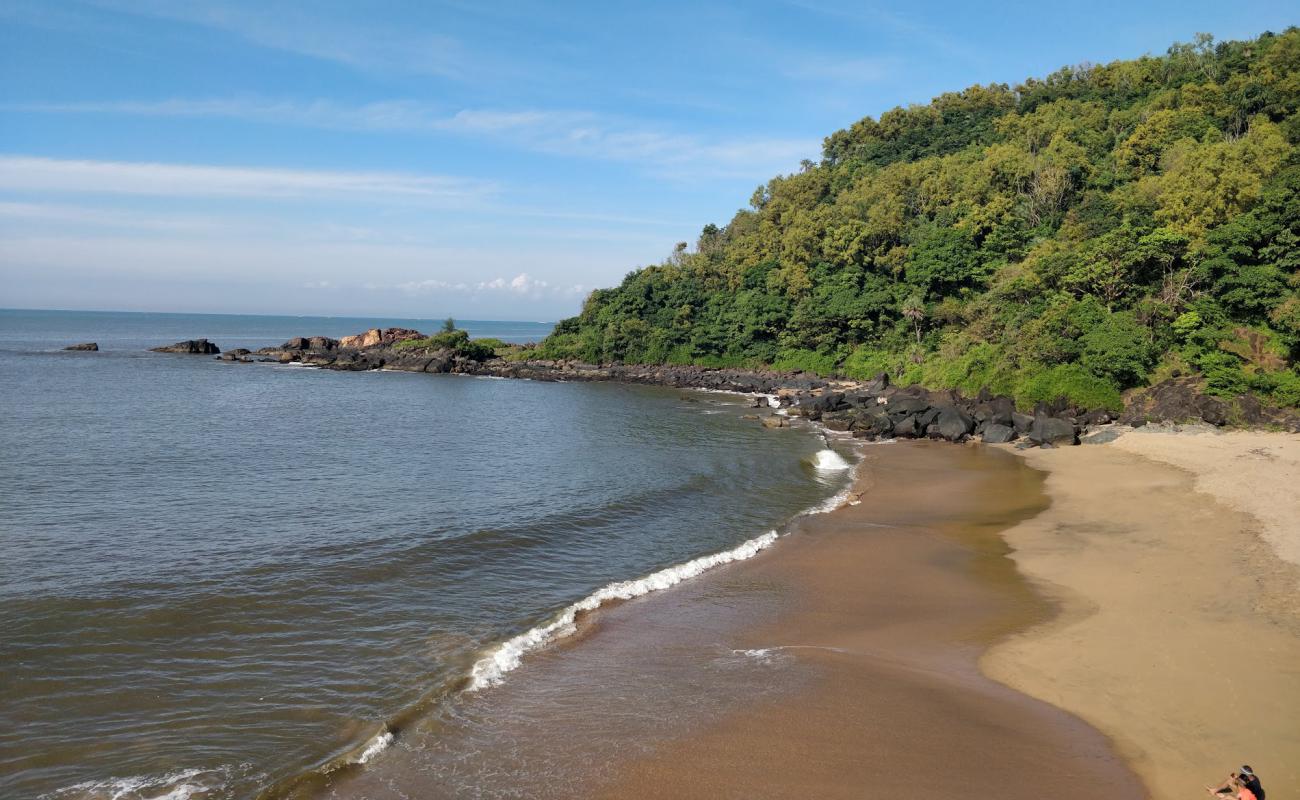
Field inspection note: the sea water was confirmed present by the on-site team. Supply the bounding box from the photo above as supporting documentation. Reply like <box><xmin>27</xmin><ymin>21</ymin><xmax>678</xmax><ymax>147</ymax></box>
<box><xmin>0</xmin><ymin>309</ymin><xmax>851</xmax><ymax>799</ymax></box>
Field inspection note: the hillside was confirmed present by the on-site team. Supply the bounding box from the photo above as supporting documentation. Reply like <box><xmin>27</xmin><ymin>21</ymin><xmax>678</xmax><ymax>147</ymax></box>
<box><xmin>537</xmin><ymin>30</ymin><xmax>1300</xmax><ymax>412</ymax></box>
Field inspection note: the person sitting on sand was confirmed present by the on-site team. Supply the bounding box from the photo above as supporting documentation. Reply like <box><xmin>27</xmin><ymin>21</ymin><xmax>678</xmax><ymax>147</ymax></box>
<box><xmin>1207</xmin><ymin>766</ymin><xmax>1265</xmax><ymax>800</ymax></box>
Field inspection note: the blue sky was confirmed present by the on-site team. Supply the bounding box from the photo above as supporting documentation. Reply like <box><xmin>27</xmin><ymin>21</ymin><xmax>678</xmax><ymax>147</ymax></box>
<box><xmin>1</xmin><ymin>1</ymin><xmax>1294</xmax><ymax>321</ymax></box>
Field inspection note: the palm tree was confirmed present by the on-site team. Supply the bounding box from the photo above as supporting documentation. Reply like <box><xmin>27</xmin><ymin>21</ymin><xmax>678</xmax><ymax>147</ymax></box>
<box><xmin>901</xmin><ymin>294</ymin><xmax>926</xmax><ymax>345</ymax></box>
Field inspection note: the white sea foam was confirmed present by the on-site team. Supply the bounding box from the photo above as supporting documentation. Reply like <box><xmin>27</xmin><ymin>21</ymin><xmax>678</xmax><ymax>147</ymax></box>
<box><xmin>45</xmin><ymin>767</ymin><xmax>218</xmax><ymax>800</ymax></box>
<box><xmin>467</xmin><ymin>530</ymin><xmax>781</xmax><ymax>690</ymax></box>
<box><xmin>353</xmin><ymin>730</ymin><xmax>394</xmax><ymax>765</ymax></box>
<box><xmin>804</xmin><ymin>483</ymin><xmax>858</xmax><ymax>515</ymax></box>
<box><xmin>811</xmin><ymin>449</ymin><xmax>851</xmax><ymax>471</ymax></box>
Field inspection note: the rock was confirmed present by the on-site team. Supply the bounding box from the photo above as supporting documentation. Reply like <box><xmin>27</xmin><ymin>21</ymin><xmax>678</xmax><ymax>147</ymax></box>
<box><xmin>1120</xmin><ymin>378</ymin><xmax>1228</xmax><ymax>427</ymax></box>
<box><xmin>916</xmin><ymin>406</ymin><xmax>942</xmax><ymax>429</ymax></box>
<box><xmin>1011</xmin><ymin>411</ymin><xmax>1035</xmax><ymax>435</ymax></box>
<box><xmin>151</xmin><ymin>339</ymin><xmax>220</xmax><ymax>354</ymax></box>
<box><xmin>863</xmin><ymin>373</ymin><xmax>890</xmax><ymax>394</ymax></box>
<box><xmin>891</xmin><ymin>415</ymin><xmax>919</xmax><ymax>438</ymax></box>
<box><xmin>986</xmin><ymin>396</ymin><xmax>1015</xmax><ymax>426</ymax></box>
<box><xmin>934</xmin><ymin>407</ymin><xmax>975</xmax><ymax>442</ymax></box>
<box><xmin>981</xmin><ymin>423</ymin><xmax>1017</xmax><ymax>443</ymax></box>
<box><xmin>851</xmin><ymin>409</ymin><xmax>894</xmax><ymax>437</ymax></box>
<box><xmin>822</xmin><ymin>412</ymin><xmax>854</xmax><ymax>432</ymax></box>
<box><xmin>63</xmin><ymin>342</ymin><xmax>98</xmax><ymax>351</ymax></box>
<box><xmin>761</xmin><ymin>415</ymin><xmax>789</xmax><ymax>429</ymax></box>
<box><xmin>338</xmin><ymin>327</ymin><xmax>424</xmax><ymax>349</ymax></box>
<box><xmin>1081</xmin><ymin>426</ymin><xmax>1127</xmax><ymax>445</ymax></box>
<box><xmin>219</xmin><ymin>348</ymin><xmax>253</xmax><ymax>362</ymax></box>
<box><xmin>885</xmin><ymin>395</ymin><xmax>930</xmax><ymax>415</ymax></box>
<box><xmin>1028</xmin><ymin>414</ymin><xmax>1078</xmax><ymax>446</ymax></box>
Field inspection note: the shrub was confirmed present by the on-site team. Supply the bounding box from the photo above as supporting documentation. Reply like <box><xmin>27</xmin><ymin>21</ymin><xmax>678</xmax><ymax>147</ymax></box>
<box><xmin>770</xmin><ymin>348</ymin><xmax>840</xmax><ymax>375</ymax></box>
<box><xmin>1014</xmin><ymin>364</ymin><xmax>1123</xmax><ymax>412</ymax></box>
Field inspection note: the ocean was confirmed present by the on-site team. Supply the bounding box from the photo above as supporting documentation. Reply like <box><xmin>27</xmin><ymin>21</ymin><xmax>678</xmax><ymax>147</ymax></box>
<box><xmin>0</xmin><ymin>309</ymin><xmax>853</xmax><ymax>799</ymax></box>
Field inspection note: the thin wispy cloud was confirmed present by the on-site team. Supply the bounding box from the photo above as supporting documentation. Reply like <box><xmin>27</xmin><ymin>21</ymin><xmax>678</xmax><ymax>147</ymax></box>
<box><xmin>82</xmin><ymin>0</ymin><xmax>469</xmax><ymax>78</ymax></box>
<box><xmin>0</xmin><ymin>156</ymin><xmax>496</xmax><ymax>203</ymax></box>
<box><xmin>782</xmin><ymin>56</ymin><xmax>895</xmax><ymax>84</ymax></box>
<box><xmin>9</xmin><ymin>100</ymin><xmax>818</xmax><ymax>179</ymax></box>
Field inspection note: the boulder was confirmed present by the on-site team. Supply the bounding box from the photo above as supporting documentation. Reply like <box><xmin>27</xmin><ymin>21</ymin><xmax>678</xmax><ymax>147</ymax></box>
<box><xmin>63</xmin><ymin>342</ymin><xmax>98</xmax><ymax>351</ymax></box>
<box><xmin>934</xmin><ymin>407</ymin><xmax>975</xmax><ymax>442</ymax></box>
<box><xmin>1028</xmin><ymin>414</ymin><xmax>1078</xmax><ymax>446</ymax></box>
<box><xmin>1011</xmin><ymin>411</ymin><xmax>1035</xmax><ymax>435</ymax></box>
<box><xmin>822</xmin><ymin>412</ymin><xmax>854</xmax><ymax>432</ymax></box>
<box><xmin>886</xmin><ymin>395</ymin><xmax>930</xmax><ymax>415</ymax></box>
<box><xmin>981</xmin><ymin>423</ymin><xmax>1017</xmax><ymax>444</ymax></box>
<box><xmin>151</xmin><ymin>339</ymin><xmax>220</xmax><ymax>354</ymax></box>
<box><xmin>891</xmin><ymin>415</ymin><xmax>919</xmax><ymax>438</ymax></box>
<box><xmin>219</xmin><ymin>348</ymin><xmax>252</xmax><ymax>361</ymax></box>
<box><xmin>761</xmin><ymin>415</ymin><xmax>789</xmax><ymax>429</ymax></box>
<box><xmin>337</xmin><ymin>327</ymin><xmax>423</xmax><ymax>349</ymax></box>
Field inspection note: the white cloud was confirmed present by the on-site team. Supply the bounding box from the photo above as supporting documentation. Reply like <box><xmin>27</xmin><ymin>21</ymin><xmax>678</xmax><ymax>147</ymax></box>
<box><xmin>0</xmin><ymin>156</ymin><xmax>495</xmax><ymax>203</ymax></box>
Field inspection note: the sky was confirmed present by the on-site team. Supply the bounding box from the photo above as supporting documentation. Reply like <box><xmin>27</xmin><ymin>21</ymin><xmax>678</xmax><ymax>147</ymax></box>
<box><xmin>0</xmin><ymin>1</ymin><xmax>1295</xmax><ymax>321</ymax></box>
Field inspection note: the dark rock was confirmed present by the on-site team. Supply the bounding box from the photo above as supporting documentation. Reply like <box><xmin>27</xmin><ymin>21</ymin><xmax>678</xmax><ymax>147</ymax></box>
<box><xmin>822</xmin><ymin>412</ymin><xmax>854</xmax><ymax>432</ymax></box>
<box><xmin>934</xmin><ymin>407</ymin><xmax>975</xmax><ymax>442</ymax></box>
<box><xmin>1121</xmin><ymin>378</ymin><xmax>1228</xmax><ymax>427</ymax></box>
<box><xmin>987</xmin><ymin>396</ymin><xmax>1015</xmax><ymax>426</ymax></box>
<box><xmin>1028</xmin><ymin>414</ymin><xmax>1078</xmax><ymax>446</ymax></box>
<box><xmin>981</xmin><ymin>423</ymin><xmax>1017</xmax><ymax>443</ymax></box>
<box><xmin>1081</xmin><ymin>426</ymin><xmax>1126</xmax><ymax>445</ymax></box>
<box><xmin>63</xmin><ymin>342</ymin><xmax>98</xmax><ymax>351</ymax></box>
<box><xmin>914</xmin><ymin>406</ymin><xmax>942</xmax><ymax>429</ymax></box>
<box><xmin>1012</xmin><ymin>412</ymin><xmax>1035</xmax><ymax>435</ymax></box>
<box><xmin>892</xmin><ymin>415</ymin><xmax>919</xmax><ymax>438</ymax></box>
<box><xmin>863</xmin><ymin>373</ymin><xmax>890</xmax><ymax>394</ymax></box>
<box><xmin>151</xmin><ymin>339</ymin><xmax>220</xmax><ymax>354</ymax></box>
<box><xmin>885</xmin><ymin>395</ymin><xmax>930</xmax><ymax>415</ymax></box>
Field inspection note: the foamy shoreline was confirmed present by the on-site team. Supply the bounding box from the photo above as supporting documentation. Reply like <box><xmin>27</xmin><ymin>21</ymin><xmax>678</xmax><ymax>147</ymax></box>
<box><xmin>985</xmin><ymin>428</ymin><xmax>1300</xmax><ymax>799</ymax></box>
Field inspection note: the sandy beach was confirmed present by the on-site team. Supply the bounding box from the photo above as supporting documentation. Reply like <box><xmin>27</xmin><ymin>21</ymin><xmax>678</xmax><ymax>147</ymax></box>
<box><xmin>984</xmin><ymin>429</ymin><xmax>1300</xmax><ymax>799</ymax></box>
<box><xmin>325</xmin><ymin>430</ymin><xmax>1298</xmax><ymax>800</ymax></box>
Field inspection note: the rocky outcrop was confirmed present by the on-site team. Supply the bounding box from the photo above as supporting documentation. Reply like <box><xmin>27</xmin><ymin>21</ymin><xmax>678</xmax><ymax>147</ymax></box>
<box><xmin>337</xmin><ymin>328</ymin><xmax>423</xmax><ymax>349</ymax></box>
<box><xmin>244</xmin><ymin>329</ymin><xmax>1298</xmax><ymax>441</ymax></box>
<box><xmin>63</xmin><ymin>342</ymin><xmax>98</xmax><ymax>351</ymax></box>
<box><xmin>1121</xmin><ymin>378</ymin><xmax>1300</xmax><ymax>431</ymax></box>
<box><xmin>151</xmin><ymin>339</ymin><xmax>220</xmax><ymax>354</ymax></box>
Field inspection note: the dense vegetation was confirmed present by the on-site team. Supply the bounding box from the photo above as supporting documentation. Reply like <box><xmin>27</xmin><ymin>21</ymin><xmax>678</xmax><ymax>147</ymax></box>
<box><xmin>538</xmin><ymin>30</ymin><xmax>1300</xmax><ymax>411</ymax></box>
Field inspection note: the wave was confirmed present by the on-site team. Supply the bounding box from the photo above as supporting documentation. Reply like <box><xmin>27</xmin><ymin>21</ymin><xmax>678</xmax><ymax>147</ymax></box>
<box><xmin>811</xmin><ymin>448</ymin><xmax>851</xmax><ymax>471</ymax></box>
<box><xmin>43</xmin><ymin>767</ymin><xmax>232</xmax><ymax>800</ymax></box>
<box><xmin>467</xmin><ymin>530</ymin><xmax>780</xmax><ymax>690</ymax></box>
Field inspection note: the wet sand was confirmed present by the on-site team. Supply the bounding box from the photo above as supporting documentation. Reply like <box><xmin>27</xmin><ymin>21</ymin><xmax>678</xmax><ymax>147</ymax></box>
<box><xmin>985</xmin><ymin>433</ymin><xmax>1300</xmax><ymax>800</ymax></box>
<box><xmin>327</xmin><ymin>440</ymin><xmax>1143</xmax><ymax>799</ymax></box>
<box><xmin>596</xmin><ymin>442</ymin><xmax>1143</xmax><ymax>799</ymax></box>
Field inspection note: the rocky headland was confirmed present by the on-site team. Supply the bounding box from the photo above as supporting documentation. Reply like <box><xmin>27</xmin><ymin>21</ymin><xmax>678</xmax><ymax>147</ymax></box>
<box><xmin>190</xmin><ymin>325</ymin><xmax>1300</xmax><ymax>443</ymax></box>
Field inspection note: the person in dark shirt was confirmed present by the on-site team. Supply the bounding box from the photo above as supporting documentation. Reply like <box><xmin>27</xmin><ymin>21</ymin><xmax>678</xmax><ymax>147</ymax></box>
<box><xmin>1207</xmin><ymin>765</ymin><xmax>1265</xmax><ymax>800</ymax></box>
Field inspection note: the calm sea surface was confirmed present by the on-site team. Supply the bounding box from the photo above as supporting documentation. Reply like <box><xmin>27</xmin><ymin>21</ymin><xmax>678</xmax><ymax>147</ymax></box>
<box><xmin>0</xmin><ymin>309</ymin><xmax>848</xmax><ymax>799</ymax></box>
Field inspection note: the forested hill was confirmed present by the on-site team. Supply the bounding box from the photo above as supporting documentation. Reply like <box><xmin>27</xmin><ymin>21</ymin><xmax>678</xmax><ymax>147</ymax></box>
<box><xmin>537</xmin><ymin>30</ymin><xmax>1300</xmax><ymax>412</ymax></box>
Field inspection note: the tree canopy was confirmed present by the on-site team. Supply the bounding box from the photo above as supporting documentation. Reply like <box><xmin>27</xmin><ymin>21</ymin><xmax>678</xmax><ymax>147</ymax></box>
<box><xmin>539</xmin><ymin>29</ymin><xmax>1300</xmax><ymax>411</ymax></box>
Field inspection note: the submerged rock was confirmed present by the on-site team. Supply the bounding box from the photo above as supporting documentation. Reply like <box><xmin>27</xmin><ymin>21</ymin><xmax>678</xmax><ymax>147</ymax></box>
<box><xmin>63</xmin><ymin>342</ymin><xmax>98</xmax><ymax>351</ymax></box>
<box><xmin>151</xmin><ymin>339</ymin><xmax>220</xmax><ymax>354</ymax></box>
<box><xmin>760</xmin><ymin>415</ymin><xmax>789</xmax><ymax>429</ymax></box>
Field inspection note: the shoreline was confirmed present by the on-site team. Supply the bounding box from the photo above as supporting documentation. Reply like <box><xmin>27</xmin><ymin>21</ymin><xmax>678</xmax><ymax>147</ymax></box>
<box><xmin>327</xmin><ymin>440</ymin><xmax>1146</xmax><ymax>799</ymax></box>
<box><xmin>984</xmin><ymin>429</ymin><xmax>1300</xmax><ymax>799</ymax></box>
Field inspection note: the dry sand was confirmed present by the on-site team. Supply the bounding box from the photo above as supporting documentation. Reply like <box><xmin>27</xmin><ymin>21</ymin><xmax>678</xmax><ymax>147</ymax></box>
<box><xmin>984</xmin><ymin>430</ymin><xmax>1300</xmax><ymax>800</ymax></box>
